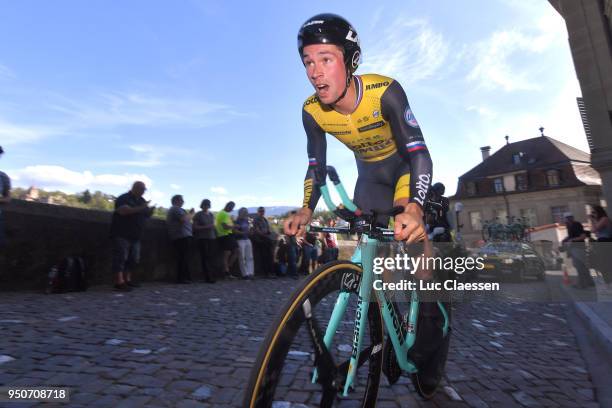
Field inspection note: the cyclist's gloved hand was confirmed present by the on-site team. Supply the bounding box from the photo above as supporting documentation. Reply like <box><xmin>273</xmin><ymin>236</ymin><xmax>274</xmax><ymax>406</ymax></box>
<box><xmin>283</xmin><ymin>207</ymin><xmax>312</xmax><ymax>237</ymax></box>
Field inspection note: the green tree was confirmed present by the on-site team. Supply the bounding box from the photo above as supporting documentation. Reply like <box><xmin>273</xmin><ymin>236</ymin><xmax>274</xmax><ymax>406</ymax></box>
<box><xmin>80</xmin><ymin>189</ymin><xmax>92</xmax><ymax>204</ymax></box>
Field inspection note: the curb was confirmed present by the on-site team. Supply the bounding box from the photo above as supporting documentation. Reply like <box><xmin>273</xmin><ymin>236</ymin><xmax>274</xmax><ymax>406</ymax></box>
<box><xmin>573</xmin><ymin>301</ymin><xmax>612</xmax><ymax>359</ymax></box>
<box><xmin>559</xmin><ymin>282</ymin><xmax>612</xmax><ymax>360</ymax></box>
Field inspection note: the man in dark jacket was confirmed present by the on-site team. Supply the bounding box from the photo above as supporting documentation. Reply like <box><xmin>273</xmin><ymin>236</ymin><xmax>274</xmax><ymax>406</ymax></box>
<box><xmin>110</xmin><ymin>181</ymin><xmax>154</xmax><ymax>291</ymax></box>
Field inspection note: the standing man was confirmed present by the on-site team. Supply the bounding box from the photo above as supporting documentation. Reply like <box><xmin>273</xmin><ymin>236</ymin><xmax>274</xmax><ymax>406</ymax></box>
<box><xmin>251</xmin><ymin>206</ymin><xmax>276</xmax><ymax>278</ymax></box>
<box><xmin>0</xmin><ymin>146</ymin><xmax>12</xmax><ymax>248</ymax></box>
<box><xmin>562</xmin><ymin>212</ymin><xmax>593</xmax><ymax>289</ymax></box>
<box><xmin>110</xmin><ymin>181</ymin><xmax>154</xmax><ymax>291</ymax></box>
<box><xmin>167</xmin><ymin>195</ymin><xmax>194</xmax><ymax>284</ymax></box>
<box><xmin>193</xmin><ymin>199</ymin><xmax>216</xmax><ymax>283</ymax></box>
<box><xmin>215</xmin><ymin>201</ymin><xmax>239</xmax><ymax>279</ymax></box>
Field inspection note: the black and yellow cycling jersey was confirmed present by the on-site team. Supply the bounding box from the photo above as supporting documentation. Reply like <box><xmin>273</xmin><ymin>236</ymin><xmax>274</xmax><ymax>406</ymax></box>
<box><xmin>302</xmin><ymin>74</ymin><xmax>432</xmax><ymax>221</ymax></box>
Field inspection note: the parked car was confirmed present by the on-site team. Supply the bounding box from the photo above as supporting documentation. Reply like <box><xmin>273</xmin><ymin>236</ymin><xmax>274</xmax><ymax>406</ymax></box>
<box><xmin>474</xmin><ymin>242</ymin><xmax>546</xmax><ymax>282</ymax></box>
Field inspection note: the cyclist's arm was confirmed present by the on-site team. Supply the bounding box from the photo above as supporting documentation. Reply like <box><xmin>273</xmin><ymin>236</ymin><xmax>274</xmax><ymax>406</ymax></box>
<box><xmin>381</xmin><ymin>81</ymin><xmax>433</xmax><ymax>209</ymax></box>
<box><xmin>302</xmin><ymin>108</ymin><xmax>327</xmax><ymax>211</ymax></box>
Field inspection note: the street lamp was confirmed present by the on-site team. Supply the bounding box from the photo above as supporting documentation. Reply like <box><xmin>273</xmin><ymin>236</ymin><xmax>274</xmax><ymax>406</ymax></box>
<box><xmin>454</xmin><ymin>202</ymin><xmax>464</xmax><ymax>240</ymax></box>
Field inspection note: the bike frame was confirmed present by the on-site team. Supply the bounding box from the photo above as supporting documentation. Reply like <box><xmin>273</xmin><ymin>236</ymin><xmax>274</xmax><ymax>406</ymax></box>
<box><xmin>311</xmin><ymin>176</ymin><xmax>449</xmax><ymax>397</ymax></box>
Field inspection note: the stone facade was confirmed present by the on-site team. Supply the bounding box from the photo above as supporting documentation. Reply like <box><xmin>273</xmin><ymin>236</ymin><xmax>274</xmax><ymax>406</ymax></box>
<box><xmin>451</xmin><ymin>185</ymin><xmax>601</xmax><ymax>246</ymax></box>
<box><xmin>550</xmin><ymin>0</ymin><xmax>612</xmax><ymax>210</ymax></box>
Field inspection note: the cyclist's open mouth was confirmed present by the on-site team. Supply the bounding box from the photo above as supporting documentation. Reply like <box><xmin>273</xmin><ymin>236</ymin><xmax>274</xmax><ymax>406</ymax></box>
<box><xmin>316</xmin><ymin>84</ymin><xmax>330</xmax><ymax>96</ymax></box>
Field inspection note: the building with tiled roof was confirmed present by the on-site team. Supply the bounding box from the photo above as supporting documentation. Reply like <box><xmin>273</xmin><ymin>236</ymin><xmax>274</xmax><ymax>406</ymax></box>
<box><xmin>450</xmin><ymin>134</ymin><xmax>603</xmax><ymax>246</ymax></box>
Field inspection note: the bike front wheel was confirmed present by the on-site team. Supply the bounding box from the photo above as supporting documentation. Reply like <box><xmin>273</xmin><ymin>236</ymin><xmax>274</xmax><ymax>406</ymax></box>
<box><xmin>244</xmin><ymin>261</ymin><xmax>384</xmax><ymax>408</ymax></box>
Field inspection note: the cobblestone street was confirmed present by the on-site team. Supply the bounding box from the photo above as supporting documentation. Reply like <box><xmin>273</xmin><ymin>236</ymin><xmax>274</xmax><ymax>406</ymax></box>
<box><xmin>0</xmin><ymin>276</ymin><xmax>603</xmax><ymax>407</ymax></box>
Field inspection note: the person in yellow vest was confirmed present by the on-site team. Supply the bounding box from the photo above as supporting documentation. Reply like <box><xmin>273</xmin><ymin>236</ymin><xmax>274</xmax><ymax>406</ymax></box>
<box><xmin>215</xmin><ymin>201</ymin><xmax>239</xmax><ymax>279</ymax></box>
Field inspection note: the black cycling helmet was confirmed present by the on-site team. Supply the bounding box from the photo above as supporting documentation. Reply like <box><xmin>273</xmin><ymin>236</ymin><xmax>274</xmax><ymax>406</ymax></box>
<box><xmin>298</xmin><ymin>14</ymin><xmax>361</xmax><ymax>105</ymax></box>
<box><xmin>431</xmin><ymin>182</ymin><xmax>445</xmax><ymax>195</ymax></box>
<box><xmin>298</xmin><ymin>13</ymin><xmax>361</xmax><ymax>74</ymax></box>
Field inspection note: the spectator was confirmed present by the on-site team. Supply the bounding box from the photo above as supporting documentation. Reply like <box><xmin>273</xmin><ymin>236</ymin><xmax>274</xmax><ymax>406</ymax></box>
<box><xmin>299</xmin><ymin>231</ymin><xmax>318</xmax><ymax>275</ymax></box>
<box><xmin>251</xmin><ymin>206</ymin><xmax>276</xmax><ymax>278</ymax></box>
<box><xmin>110</xmin><ymin>181</ymin><xmax>154</xmax><ymax>291</ymax></box>
<box><xmin>590</xmin><ymin>205</ymin><xmax>612</xmax><ymax>284</ymax></box>
<box><xmin>0</xmin><ymin>146</ymin><xmax>11</xmax><ymax>248</ymax></box>
<box><xmin>235</xmin><ymin>207</ymin><xmax>255</xmax><ymax>279</ymax></box>
<box><xmin>215</xmin><ymin>201</ymin><xmax>239</xmax><ymax>279</ymax></box>
<box><xmin>276</xmin><ymin>236</ymin><xmax>288</xmax><ymax>276</ymax></box>
<box><xmin>192</xmin><ymin>199</ymin><xmax>216</xmax><ymax>283</ymax></box>
<box><xmin>561</xmin><ymin>212</ymin><xmax>593</xmax><ymax>289</ymax></box>
<box><xmin>167</xmin><ymin>195</ymin><xmax>194</xmax><ymax>284</ymax></box>
<box><xmin>323</xmin><ymin>218</ymin><xmax>339</xmax><ymax>262</ymax></box>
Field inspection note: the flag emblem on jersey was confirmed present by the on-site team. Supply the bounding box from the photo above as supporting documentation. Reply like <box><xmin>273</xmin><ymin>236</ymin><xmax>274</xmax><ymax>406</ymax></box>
<box><xmin>406</xmin><ymin>141</ymin><xmax>427</xmax><ymax>153</ymax></box>
<box><xmin>373</xmin><ymin>110</ymin><xmax>380</xmax><ymax>118</ymax></box>
<box><xmin>404</xmin><ymin>108</ymin><xmax>419</xmax><ymax>128</ymax></box>
<box><xmin>309</xmin><ymin>157</ymin><xmax>317</xmax><ymax>166</ymax></box>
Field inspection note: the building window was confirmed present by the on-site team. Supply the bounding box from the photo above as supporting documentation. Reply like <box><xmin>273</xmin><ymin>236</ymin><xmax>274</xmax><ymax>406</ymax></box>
<box><xmin>515</xmin><ymin>173</ymin><xmax>528</xmax><ymax>191</ymax></box>
<box><xmin>494</xmin><ymin>209</ymin><xmax>508</xmax><ymax>223</ymax></box>
<box><xmin>469</xmin><ymin>211</ymin><xmax>482</xmax><ymax>231</ymax></box>
<box><xmin>551</xmin><ymin>205</ymin><xmax>569</xmax><ymax>224</ymax></box>
<box><xmin>546</xmin><ymin>169</ymin><xmax>561</xmax><ymax>187</ymax></box>
<box><xmin>512</xmin><ymin>153</ymin><xmax>522</xmax><ymax>165</ymax></box>
<box><xmin>494</xmin><ymin>178</ymin><xmax>504</xmax><ymax>193</ymax></box>
<box><xmin>520</xmin><ymin>208</ymin><xmax>537</xmax><ymax>227</ymax></box>
<box><xmin>466</xmin><ymin>181</ymin><xmax>477</xmax><ymax>196</ymax></box>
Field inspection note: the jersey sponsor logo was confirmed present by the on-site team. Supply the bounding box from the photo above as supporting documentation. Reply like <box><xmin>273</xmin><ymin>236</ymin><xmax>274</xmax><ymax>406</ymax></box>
<box><xmin>303</xmin><ymin>96</ymin><xmax>320</xmax><ymax>107</ymax></box>
<box><xmin>322</xmin><ymin>122</ymin><xmax>348</xmax><ymax>127</ymax></box>
<box><xmin>404</xmin><ymin>108</ymin><xmax>419</xmax><ymax>128</ymax></box>
<box><xmin>357</xmin><ymin>115</ymin><xmax>369</xmax><ymax>124</ymax></box>
<box><xmin>352</xmin><ymin>139</ymin><xmax>393</xmax><ymax>155</ymax></box>
<box><xmin>329</xmin><ymin>130</ymin><xmax>351</xmax><ymax>136</ymax></box>
<box><xmin>414</xmin><ymin>173</ymin><xmax>431</xmax><ymax>206</ymax></box>
<box><xmin>357</xmin><ymin>120</ymin><xmax>385</xmax><ymax>133</ymax></box>
<box><xmin>365</xmin><ymin>81</ymin><xmax>389</xmax><ymax>91</ymax></box>
<box><xmin>406</xmin><ymin>141</ymin><xmax>427</xmax><ymax>153</ymax></box>
<box><xmin>373</xmin><ymin>110</ymin><xmax>380</xmax><ymax>118</ymax></box>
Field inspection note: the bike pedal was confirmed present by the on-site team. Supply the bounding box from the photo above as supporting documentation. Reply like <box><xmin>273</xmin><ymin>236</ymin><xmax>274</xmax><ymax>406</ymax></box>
<box><xmin>382</xmin><ymin>337</ymin><xmax>401</xmax><ymax>385</ymax></box>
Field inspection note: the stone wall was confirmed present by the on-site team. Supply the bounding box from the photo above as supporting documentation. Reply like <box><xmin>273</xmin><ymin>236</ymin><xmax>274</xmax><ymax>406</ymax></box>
<box><xmin>0</xmin><ymin>200</ymin><xmax>226</xmax><ymax>291</ymax></box>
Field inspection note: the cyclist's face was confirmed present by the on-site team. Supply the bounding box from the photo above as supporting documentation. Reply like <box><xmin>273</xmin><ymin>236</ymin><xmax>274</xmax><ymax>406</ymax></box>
<box><xmin>302</xmin><ymin>44</ymin><xmax>346</xmax><ymax>104</ymax></box>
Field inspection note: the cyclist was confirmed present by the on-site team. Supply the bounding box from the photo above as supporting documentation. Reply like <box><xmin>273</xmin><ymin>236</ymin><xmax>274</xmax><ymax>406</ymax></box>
<box><xmin>284</xmin><ymin>14</ymin><xmax>433</xmax><ymax>276</ymax></box>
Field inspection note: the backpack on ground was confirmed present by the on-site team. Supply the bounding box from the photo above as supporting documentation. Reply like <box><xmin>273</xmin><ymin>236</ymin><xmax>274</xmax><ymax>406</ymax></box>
<box><xmin>45</xmin><ymin>256</ymin><xmax>88</xmax><ymax>294</ymax></box>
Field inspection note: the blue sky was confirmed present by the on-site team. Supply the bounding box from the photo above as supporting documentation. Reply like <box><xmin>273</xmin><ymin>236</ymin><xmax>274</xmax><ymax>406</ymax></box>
<box><xmin>0</xmin><ymin>0</ymin><xmax>587</xmax><ymax>211</ymax></box>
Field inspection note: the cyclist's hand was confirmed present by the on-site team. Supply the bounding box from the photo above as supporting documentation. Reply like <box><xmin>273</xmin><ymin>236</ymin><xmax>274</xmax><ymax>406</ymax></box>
<box><xmin>284</xmin><ymin>208</ymin><xmax>312</xmax><ymax>237</ymax></box>
<box><xmin>394</xmin><ymin>203</ymin><xmax>426</xmax><ymax>243</ymax></box>
<box><xmin>395</xmin><ymin>204</ymin><xmax>432</xmax><ymax>280</ymax></box>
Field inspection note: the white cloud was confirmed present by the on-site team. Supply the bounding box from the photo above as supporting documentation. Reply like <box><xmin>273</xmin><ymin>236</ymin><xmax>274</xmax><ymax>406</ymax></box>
<box><xmin>0</xmin><ymin>64</ymin><xmax>14</xmax><ymax>80</ymax></box>
<box><xmin>210</xmin><ymin>186</ymin><xmax>228</xmax><ymax>195</ymax></box>
<box><xmin>8</xmin><ymin>165</ymin><xmax>153</xmax><ymax>194</ymax></box>
<box><xmin>466</xmin><ymin>13</ymin><xmax>567</xmax><ymax>92</ymax></box>
<box><xmin>0</xmin><ymin>118</ymin><xmax>63</xmax><ymax>146</ymax></box>
<box><xmin>1</xmin><ymin>89</ymin><xmax>251</xmax><ymax>146</ymax></box>
<box><xmin>361</xmin><ymin>18</ymin><xmax>449</xmax><ymax>85</ymax></box>
<box><xmin>48</xmin><ymin>91</ymin><xmax>240</xmax><ymax>129</ymax></box>
<box><xmin>466</xmin><ymin>105</ymin><xmax>497</xmax><ymax>118</ymax></box>
<box><xmin>170</xmin><ymin>184</ymin><xmax>181</xmax><ymax>190</ymax></box>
